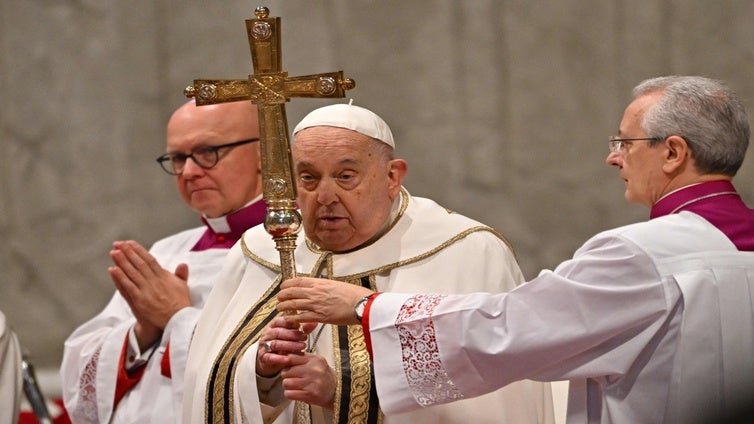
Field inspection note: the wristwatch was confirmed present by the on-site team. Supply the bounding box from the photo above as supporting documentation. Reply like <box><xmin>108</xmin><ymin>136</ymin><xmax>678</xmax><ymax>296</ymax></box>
<box><xmin>354</xmin><ymin>294</ymin><xmax>374</xmax><ymax>321</ymax></box>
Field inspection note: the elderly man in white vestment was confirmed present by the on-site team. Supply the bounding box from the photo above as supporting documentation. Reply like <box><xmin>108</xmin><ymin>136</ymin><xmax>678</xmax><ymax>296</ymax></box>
<box><xmin>182</xmin><ymin>103</ymin><xmax>555</xmax><ymax>424</ymax></box>
<box><xmin>277</xmin><ymin>76</ymin><xmax>754</xmax><ymax>424</ymax></box>
<box><xmin>61</xmin><ymin>100</ymin><xmax>266</xmax><ymax>423</ymax></box>
<box><xmin>1</xmin><ymin>310</ymin><xmax>22</xmax><ymax>424</ymax></box>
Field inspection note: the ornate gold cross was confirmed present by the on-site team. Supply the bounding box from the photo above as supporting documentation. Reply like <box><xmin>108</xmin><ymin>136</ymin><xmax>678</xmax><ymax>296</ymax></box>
<box><xmin>185</xmin><ymin>6</ymin><xmax>355</xmax><ymax>283</ymax></box>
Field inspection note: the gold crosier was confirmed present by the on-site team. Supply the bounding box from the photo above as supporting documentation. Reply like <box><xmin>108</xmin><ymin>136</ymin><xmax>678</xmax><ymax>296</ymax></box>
<box><xmin>184</xmin><ymin>6</ymin><xmax>355</xmax><ymax>424</ymax></box>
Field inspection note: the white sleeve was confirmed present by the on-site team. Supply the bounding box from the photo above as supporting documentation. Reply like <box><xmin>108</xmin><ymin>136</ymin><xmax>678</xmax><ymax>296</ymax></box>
<box><xmin>162</xmin><ymin>305</ymin><xmax>202</xmax><ymax>414</ymax></box>
<box><xmin>369</xmin><ymin>232</ymin><xmax>677</xmax><ymax>414</ymax></box>
<box><xmin>60</xmin><ymin>292</ymin><xmax>134</xmax><ymax>423</ymax></box>
<box><xmin>0</xmin><ymin>311</ymin><xmax>22</xmax><ymax>424</ymax></box>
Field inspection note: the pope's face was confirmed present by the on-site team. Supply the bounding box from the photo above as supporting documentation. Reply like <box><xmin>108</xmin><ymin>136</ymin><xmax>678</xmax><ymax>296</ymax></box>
<box><xmin>293</xmin><ymin>126</ymin><xmax>405</xmax><ymax>252</ymax></box>
<box><xmin>606</xmin><ymin>92</ymin><xmax>669</xmax><ymax>207</ymax></box>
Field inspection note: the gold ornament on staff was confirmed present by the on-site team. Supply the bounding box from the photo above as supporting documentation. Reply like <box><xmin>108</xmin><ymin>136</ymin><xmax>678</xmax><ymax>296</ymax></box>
<box><xmin>185</xmin><ymin>6</ymin><xmax>355</xmax><ymax>292</ymax></box>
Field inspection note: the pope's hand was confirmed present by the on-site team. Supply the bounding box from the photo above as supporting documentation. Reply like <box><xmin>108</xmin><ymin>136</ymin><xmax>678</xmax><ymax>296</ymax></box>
<box><xmin>278</xmin><ymin>277</ymin><xmax>374</xmax><ymax>325</ymax></box>
<box><xmin>281</xmin><ymin>353</ymin><xmax>337</xmax><ymax>409</ymax></box>
<box><xmin>256</xmin><ymin>317</ymin><xmax>314</xmax><ymax>377</ymax></box>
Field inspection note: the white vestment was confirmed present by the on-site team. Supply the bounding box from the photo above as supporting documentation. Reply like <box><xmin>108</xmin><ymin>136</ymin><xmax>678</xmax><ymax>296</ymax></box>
<box><xmin>183</xmin><ymin>189</ymin><xmax>554</xmax><ymax>424</ymax></box>
<box><xmin>367</xmin><ymin>212</ymin><xmax>754</xmax><ymax>423</ymax></box>
<box><xmin>1</xmin><ymin>310</ymin><xmax>22</xmax><ymax>424</ymax></box>
<box><xmin>61</xmin><ymin>227</ymin><xmax>233</xmax><ymax>423</ymax></box>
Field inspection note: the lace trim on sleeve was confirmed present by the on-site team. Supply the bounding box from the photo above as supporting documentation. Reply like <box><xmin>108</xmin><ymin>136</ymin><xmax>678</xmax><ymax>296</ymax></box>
<box><xmin>395</xmin><ymin>294</ymin><xmax>465</xmax><ymax>406</ymax></box>
<box><xmin>71</xmin><ymin>346</ymin><xmax>101</xmax><ymax>423</ymax></box>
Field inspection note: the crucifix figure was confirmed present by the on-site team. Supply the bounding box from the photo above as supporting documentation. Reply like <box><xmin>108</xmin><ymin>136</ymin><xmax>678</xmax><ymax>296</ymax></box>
<box><xmin>185</xmin><ymin>6</ymin><xmax>355</xmax><ymax>287</ymax></box>
<box><xmin>184</xmin><ymin>7</ymin><xmax>354</xmax><ymax>424</ymax></box>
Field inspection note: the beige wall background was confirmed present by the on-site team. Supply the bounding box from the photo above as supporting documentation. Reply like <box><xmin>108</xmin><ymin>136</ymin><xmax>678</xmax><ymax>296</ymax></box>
<box><xmin>1</xmin><ymin>1</ymin><xmax>753</xmax><ymax>376</ymax></box>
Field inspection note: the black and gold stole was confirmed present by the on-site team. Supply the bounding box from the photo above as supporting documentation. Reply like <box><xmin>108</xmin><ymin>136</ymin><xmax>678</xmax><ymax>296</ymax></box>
<box><xmin>330</xmin><ymin>275</ymin><xmax>383</xmax><ymax>424</ymax></box>
<box><xmin>205</xmin><ymin>261</ymin><xmax>385</xmax><ymax>423</ymax></box>
<box><xmin>205</xmin><ymin>276</ymin><xmax>282</xmax><ymax>424</ymax></box>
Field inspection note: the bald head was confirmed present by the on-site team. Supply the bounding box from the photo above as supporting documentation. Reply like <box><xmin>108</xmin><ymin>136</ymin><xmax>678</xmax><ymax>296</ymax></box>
<box><xmin>165</xmin><ymin>100</ymin><xmax>263</xmax><ymax>218</ymax></box>
<box><xmin>167</xmin><ymin>100</ymin><xmax>260</xmax><ymax>142</ymax></box>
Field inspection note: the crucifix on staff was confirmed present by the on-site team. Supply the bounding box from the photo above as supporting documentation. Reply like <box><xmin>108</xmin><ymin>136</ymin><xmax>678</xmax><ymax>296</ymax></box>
<box><xmin>185</xmin><ymin>6</ymin><xmax>355</xmax><ymax>286</ymax></box>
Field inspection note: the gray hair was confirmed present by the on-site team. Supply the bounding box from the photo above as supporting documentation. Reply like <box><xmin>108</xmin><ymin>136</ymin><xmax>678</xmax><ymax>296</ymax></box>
<box><xmin>370</xmin><ymin>135</ymin><xmax>396</xmax><ymax>162</ymax></box>
<box><xmin>633</xmin><ymin>76</ymin><xmax>750</xmax><ymax>176</ymax></box>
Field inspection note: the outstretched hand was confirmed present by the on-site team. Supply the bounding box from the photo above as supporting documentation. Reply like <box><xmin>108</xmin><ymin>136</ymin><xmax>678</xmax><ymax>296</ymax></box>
<box><xmin>109</xmin><ymin>240</ymin><xmax>192</xmax><ymax>349</ymax></box>
<box><xmin>277</xmin><ymin>277</ymin><xmax>374</xmax><ymax>326</ymax></box>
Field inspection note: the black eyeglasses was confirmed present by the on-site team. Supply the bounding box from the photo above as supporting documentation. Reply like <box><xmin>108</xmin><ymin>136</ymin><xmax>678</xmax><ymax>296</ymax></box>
<box><xmin>608</xmin><ymin>136</ymin><xmax>661</xmax><ymax>153</ymax></box>
<box><xmin>156</xmin><ymin>138</ymin><xmax>259</xmax><ymax>175</ymax></box>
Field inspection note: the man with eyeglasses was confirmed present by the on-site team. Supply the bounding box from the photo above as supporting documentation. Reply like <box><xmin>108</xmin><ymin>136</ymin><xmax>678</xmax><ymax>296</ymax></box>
<box><xmin>276</xmin><ymin>76</ymin><xmax>754</xmax><ymax>423</ymax></box>
<box><xmin>61</xmin><ymin>100</ymin><xmax>266</xmax><ymax>423</ymax></box>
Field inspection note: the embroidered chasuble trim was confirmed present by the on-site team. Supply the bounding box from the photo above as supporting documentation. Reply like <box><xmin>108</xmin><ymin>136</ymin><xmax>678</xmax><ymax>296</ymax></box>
<box><xmin>243</xmin><ymin>225</ymin><xmax>503</xmax><ymax>281</ymax></box>
<box><xmin>206</xmin><ymin>269</ymin><xmax>283</xmax><ymax>424</ymax></box>
<box><xmin>332</xmin><ymin>276</ymin><xmax>383</xmax><ymax>424</ymax></box>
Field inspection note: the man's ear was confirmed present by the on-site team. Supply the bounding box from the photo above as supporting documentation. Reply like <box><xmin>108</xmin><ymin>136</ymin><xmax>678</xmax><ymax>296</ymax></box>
<box><xmin>387</xmin><ymin>159</ymin><xmax>408</xmax><ymax>197</ymax></box>
<box><xmin>662</xmin><ymin>135</ymin><xmax>690</xmax><ymax>174</ymax></box>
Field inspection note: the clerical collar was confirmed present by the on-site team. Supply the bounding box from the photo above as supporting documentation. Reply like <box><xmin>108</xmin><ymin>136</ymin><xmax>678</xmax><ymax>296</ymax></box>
<box><xmin>650</xmin><ymin>180</ymin><xmax>738</xmax><ymax>219</ymax></box>
<box><xmin>192</xmin><ymin>195</ymin><xmax>267</xmax><ymax>251</ymax></box>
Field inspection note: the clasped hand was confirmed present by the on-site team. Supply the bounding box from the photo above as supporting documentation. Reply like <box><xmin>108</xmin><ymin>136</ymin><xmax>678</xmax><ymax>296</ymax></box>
<box><xmin>109</xmin><ymin>240</ymin><xmax>192</xmax><ymax>349</ymax></box>
<box><xmin>256</xmin><ymin>317</ymin><xmax>336</xmax><ymax>408</ymax></box>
